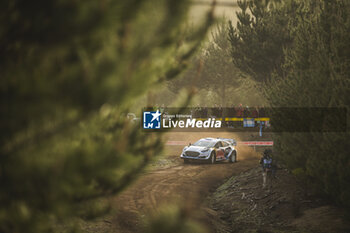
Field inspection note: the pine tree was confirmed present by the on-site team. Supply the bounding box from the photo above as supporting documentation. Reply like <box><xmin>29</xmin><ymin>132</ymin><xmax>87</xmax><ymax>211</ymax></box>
<box><xmin>228</xmin><ymin>0</ymin><xmax>297</xmax><ymax>83</ymax></box>
<box><xmin>201</xmin><ymin>20</ymin><xmax>241</xmax><ymax>106</ymax></box>
<box><xmin>229</xmin><ymin>0</ymin><xmax>350</xmax><ymax>209</ymax></box>
<box><xmin>271</xmin><ymin>0</ymin><xmax>350</xmax><ymax>207</ymax></box>
<box><xmin>168</xmin><ymin>20</ymin><xmax>241</xmax><ymax>106</ymax></box>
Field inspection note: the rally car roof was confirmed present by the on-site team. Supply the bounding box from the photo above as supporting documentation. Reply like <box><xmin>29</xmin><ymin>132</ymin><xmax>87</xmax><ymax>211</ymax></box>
<box><xmin>200</xmin><ymin>137</ymin><xmax>236</xmax><ymax>145</ymax></box>
<box><xmin>202</xmin><ymin>137</ymin><xmax>218</xmax><ymax>141</ymax></box>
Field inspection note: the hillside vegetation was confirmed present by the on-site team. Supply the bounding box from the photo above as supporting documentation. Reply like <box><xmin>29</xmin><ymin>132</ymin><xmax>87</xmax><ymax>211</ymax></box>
<box><xmin>229</xmin><ymin>0</ymin><xmax>350</xmax><ymax>208</ymax></box>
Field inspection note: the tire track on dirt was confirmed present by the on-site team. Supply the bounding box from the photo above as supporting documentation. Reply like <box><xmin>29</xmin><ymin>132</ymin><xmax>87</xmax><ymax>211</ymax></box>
<box><xmin>81</xmin><ymin>132</ymin><xmax>264</xmax><ymax>233</ymax></box>
<box><xmin>107</xmin><ymin>144</ymin><xmax>260</xmax><ymax>233</ymax></box>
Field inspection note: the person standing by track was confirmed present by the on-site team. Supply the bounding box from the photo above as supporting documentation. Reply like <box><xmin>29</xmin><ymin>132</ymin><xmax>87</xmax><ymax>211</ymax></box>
<box><xmin>260</xmin><ymin>149</ymin><xmax>274</xmax><ymax>190</ymax></box>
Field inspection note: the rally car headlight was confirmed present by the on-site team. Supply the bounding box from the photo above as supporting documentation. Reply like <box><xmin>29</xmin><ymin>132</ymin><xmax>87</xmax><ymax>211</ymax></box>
<box><xmin>201</xmin><ymin>149</ymin><xmax>209</xmax><ymax>153</ymax></box>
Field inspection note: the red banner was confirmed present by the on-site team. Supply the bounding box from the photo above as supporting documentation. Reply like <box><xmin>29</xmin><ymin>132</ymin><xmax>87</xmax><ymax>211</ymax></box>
<box><xmin>166</xmin><ymin>141</ymin><xmax>273</xmax><ymax>146</ymax></box>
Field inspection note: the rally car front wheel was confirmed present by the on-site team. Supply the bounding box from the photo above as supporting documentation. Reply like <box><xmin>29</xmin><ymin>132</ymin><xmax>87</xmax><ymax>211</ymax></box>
<box><xmin>229</xmin><ymin>151</ymin><xmax>237</xmax><ymax>163</ymax></box>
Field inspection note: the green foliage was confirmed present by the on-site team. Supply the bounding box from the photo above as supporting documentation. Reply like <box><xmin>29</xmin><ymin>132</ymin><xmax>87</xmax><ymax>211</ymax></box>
<box><xmin>228</xmin><ymin>0</ymin><xmax>297</xmax><ymax>83</ymax></box>
<box><xmin>200</xmin><ymin>20</ymin><xmax>241</xmax><ymax>106</ymax></box>
<box><xmin>168</xmin><ymin>20</ymin><xmax>265</xmax><ymax>107</ymax></box>
<box><xmin>268</xmin><ymin>0</ymin><xmax>350</xmax><ymax>207</ymax></box>
<box><xmin>230</xmin><ymin>0</ymin><xmax>350</xmax><ymax>208</ymax></box>
<box><xmin>0</xmin><ymin>0</ymin><xmax>214</xmax><ymax>232</ymax></box>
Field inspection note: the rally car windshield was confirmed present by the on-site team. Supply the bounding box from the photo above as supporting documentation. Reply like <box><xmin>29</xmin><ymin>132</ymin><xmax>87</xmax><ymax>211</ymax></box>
<box><xmin>192</xmin><ymin>140</ymin><xmax>216</xmax><ymax>148</ymax></box>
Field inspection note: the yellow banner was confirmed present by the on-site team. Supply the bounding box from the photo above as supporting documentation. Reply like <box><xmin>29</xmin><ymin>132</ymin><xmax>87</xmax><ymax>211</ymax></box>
<box><xmin>225</xmin><ymin>117</ymin><xmax>270</xmax><ymax>121</ymax></box>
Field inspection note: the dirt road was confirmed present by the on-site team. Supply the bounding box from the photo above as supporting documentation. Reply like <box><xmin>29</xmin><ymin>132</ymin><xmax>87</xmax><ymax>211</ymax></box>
<box><xmin>82</xmin><ymin>132</ymin><xmax>263</xmax><ymax>233</ymax></box>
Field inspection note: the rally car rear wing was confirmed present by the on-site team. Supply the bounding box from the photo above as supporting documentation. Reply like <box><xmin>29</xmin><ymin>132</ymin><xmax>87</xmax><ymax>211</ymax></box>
<box><xmin>218</xmin><ymin>138</ymin><xmax>237</xmax><ymax>146</ymax></box>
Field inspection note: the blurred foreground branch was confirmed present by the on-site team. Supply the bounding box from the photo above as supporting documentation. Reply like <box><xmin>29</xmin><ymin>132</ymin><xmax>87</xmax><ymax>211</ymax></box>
<box><xmin>0</xmin><ymin>0</ymin><xmax>214</xmax><ymax>232</ymax></box>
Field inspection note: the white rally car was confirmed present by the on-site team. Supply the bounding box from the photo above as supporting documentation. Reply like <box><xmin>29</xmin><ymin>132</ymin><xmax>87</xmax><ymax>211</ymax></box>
<box><xmin>180</xmin><ymin>138</ymin><xmax>237</xmax><ymax>164</ymax></box>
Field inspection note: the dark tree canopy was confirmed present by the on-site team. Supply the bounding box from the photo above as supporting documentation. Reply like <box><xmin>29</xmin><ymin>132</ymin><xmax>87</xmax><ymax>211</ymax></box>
<box><xmin>228</xmin><ymin>0</ymin><xmax>297</xmax><ymax>83</ymax></box>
